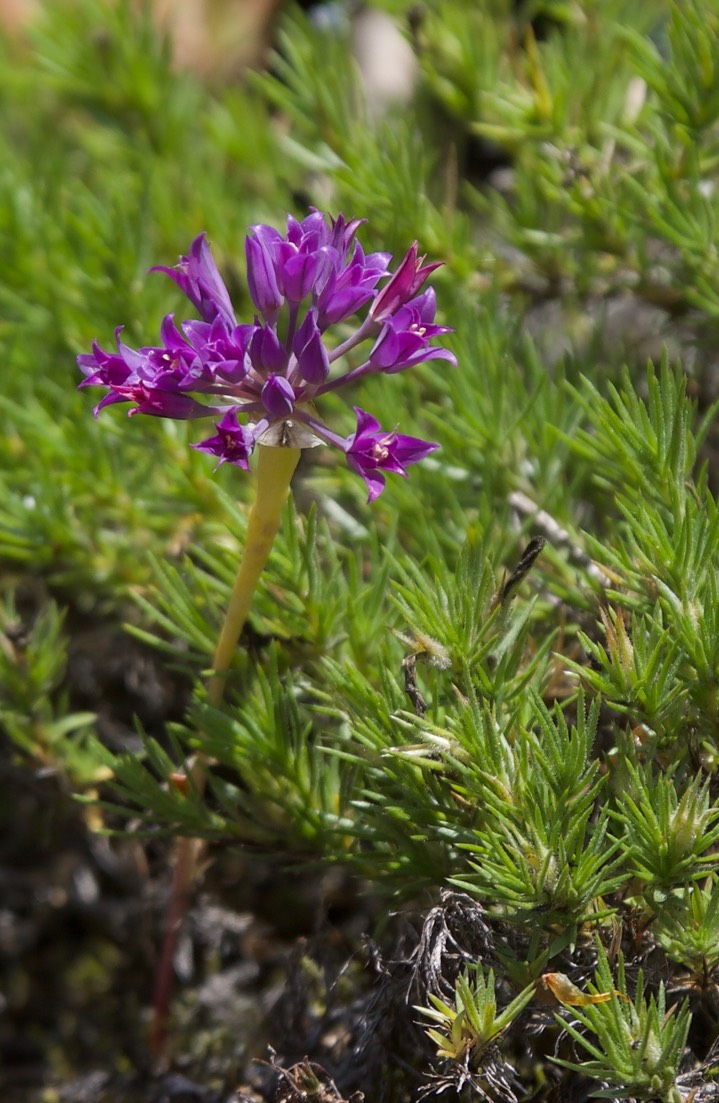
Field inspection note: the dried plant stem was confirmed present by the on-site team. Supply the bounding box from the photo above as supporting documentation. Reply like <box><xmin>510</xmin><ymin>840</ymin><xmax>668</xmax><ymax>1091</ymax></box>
<box><xmin>151</xmin><ymin>444</ymin><xmax>301</xmax><ymax>1059</ymax></box>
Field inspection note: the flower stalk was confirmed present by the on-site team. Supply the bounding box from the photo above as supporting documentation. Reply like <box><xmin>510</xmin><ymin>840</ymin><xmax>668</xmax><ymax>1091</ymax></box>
<box><xmin>207</xmin><ymin>443</ymin><xmax>301</xmax><ymax>706</ymax></box>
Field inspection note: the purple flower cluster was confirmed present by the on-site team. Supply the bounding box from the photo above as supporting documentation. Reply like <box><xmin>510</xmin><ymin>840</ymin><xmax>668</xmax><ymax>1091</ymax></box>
<box><xmin>78</xmin><ymin>212</ymin><xmax>455</xmax><ymax>500</ymax></box>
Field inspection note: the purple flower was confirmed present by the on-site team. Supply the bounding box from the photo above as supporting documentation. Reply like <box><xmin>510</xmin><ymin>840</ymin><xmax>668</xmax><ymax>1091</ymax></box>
<box><xmin>314</xmin><ymin>241</ymin><xmax>391</xmax><ymax>330</ymax></box>
<box><xmin>79</xmin><ymin>211</ymin><xmax>454</xmax><ymax>499</ymax></box>
<box><xmin>344</xmin><ymin>408</ymin><xmax>439</xmax><ymax>502</ymax></box>
<box><xmin>245</xmin><ymin>230</ymin><xmax>284</xmax><ymax>320</ymax></box>
<box><xmin>78</xmin><ymin>325</ymin><xmax>217</xmax><ymax>417</ymax></box>
<box><xmin>369</xmin><ymin>242</ymin><xmax>443</xmax><ymax>324</ymax></box>
<box><xmin>192</xmin><ymin>409</ymin><xmax>256</xmax><ymax>469</ymax></box>
<box><xmin>151</xmin><ymin>234</ymin><xmax>236</xmax><ymax>328</ymax></box>
<box><xmin>261</xmin><ymin>374</ymin><xmax>296</xmax><ymax>418</ymax></box>
<box><xmin>248</xmin><ymin>324</ymin><xmax>288</xmax><ymax>377</ymax></box>
<box><xmin>181</xmin><ymin>317</ymin><xmax>252</xmax><ymax>385</ymax></box>
<box><xmin>369</xmin><ymin>288</ymin><xmax>457</xmax><ymax>373</ymax></box>
<box><xmin>292</xmin><ymin>309</ymin><xmax>329</xmax><ymax>384</ymax></box>
<box><xmin>282</xmin><ymin>249</ymin><xmax>319</xmax><ymax>303</ymax></box>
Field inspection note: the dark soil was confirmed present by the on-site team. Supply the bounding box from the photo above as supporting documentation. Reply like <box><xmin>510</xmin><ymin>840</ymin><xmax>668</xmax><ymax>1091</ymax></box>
<box><xmin>0</xmin><ymin>605</ymin><xmax>405</xmax><ymax>1103</ymax></box>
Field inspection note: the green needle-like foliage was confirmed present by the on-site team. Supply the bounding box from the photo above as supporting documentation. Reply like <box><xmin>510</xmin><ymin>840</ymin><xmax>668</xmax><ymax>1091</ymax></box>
<box><xmin>0</xmin><ymin>594</ymin><xmax>100</xmax><ymax>787</ymax></box>
<box><xmin>557</xmin><ymin>943</ymin><xmax>691</xmax><ymax>1102</ymax></box>
<box><xmin>4</xmin><ymin>0</ymin><xmax>719</xmax><ymax>1096</ymax></box>
<box><xmin>612</xmin><ymin>765</ymin><xmax>719</xmax><ymax>894</ymax></box>
<box><xmin>418</xmin><ymin>963</ymin><xmax>534</xmax><ymax>1065</ymax></box>
<box><xmin>654</xmin><ymin>875</ymin><xmax>719</xmax><ymax>975</ymax></box>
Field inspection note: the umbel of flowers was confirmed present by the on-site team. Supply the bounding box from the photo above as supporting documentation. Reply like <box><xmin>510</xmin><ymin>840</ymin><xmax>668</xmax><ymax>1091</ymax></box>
<box><xmin>79</xmin><ymin>210</ymin><xmax>455</xmax><ymax>501</ymax></box>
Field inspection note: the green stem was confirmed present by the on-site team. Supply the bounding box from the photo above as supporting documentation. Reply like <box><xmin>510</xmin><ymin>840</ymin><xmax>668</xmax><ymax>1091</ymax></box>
<box><xmin>207</xmin><ymin>444</ymin><xmax>301</xmax><ymax>705</ymax></box>
<box><xmin>151</xmin><ymin>443</ymin><xmax>301</xmax><ymax>1058</ymax></box>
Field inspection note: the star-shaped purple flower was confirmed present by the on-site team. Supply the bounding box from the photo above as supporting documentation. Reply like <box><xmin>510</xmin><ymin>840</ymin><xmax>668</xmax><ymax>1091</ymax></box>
<box><xmin>344</xmin><ymin>408</ymin><xmax>439</xmax><ymax>502</ymax></box>
<box><xmin>192</xmin><ymin>409</ymin><xmax>256</xmax><ymax>470</ymax></box>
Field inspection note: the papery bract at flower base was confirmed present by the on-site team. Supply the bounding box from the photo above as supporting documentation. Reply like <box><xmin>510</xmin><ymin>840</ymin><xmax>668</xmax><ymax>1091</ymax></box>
<box><xmin>79</xmin><ymin>210</ymin><xmax>454</xmax><ymax>499</ymax></box>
